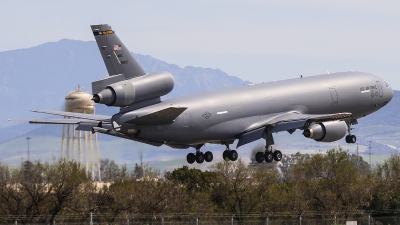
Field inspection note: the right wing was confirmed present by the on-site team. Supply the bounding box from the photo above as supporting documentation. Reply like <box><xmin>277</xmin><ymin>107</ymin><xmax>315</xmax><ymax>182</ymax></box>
<box><xmin>236</xmin><ymin>111</ymin><xmax>352</xmax><ymax>148</ymax></box>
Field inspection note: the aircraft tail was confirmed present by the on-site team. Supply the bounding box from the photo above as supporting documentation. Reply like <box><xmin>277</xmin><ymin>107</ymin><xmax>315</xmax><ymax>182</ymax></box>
<box><xmin>90</xmin><ymin>24</ymin><xmax>175</xmax><ymax>109</ymax></box>
<box><xmin>90</xmin><ymin>24</ymin><xmax>146</xmax><ymax>79</ymax></box>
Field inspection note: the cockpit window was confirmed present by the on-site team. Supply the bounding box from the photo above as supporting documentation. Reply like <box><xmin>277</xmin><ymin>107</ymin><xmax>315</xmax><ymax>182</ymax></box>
<box><xmin>384</xmin><ymin>80</ymin><xmax>390</xmax><ymax>88</ymax></box>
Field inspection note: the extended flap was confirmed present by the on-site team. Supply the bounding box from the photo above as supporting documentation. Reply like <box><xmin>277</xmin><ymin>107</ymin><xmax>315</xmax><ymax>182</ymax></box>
<box><xmin>127</xmin><ymin>107</ymin><xmax>187</xmax><ymax>125</ymax></box>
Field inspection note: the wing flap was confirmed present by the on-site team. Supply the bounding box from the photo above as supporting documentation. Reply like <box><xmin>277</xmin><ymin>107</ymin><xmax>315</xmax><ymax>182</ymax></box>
<box><xmin>242</xmin><ymin>111</ymin><xmax>351</xmax><ymax>134</ymax></box>
<box><xmin>126</xmin><ymin>107</ymin><xmax>187</xmax><ymax>125</ymax></box>
<box><xmin>236</xmin><ymin>111</ymin><xmax>352</xmax><ymax>148</ymax></box>
<box><xmin>236</xmin><ymin>127</ymin><xmax>265</xmax><ymax>148</ymax></box>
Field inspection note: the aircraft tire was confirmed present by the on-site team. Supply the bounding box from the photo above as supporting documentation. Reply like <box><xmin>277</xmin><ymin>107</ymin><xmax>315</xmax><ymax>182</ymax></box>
<box><xmin>255</xmin><ymin>152</ymin><xmax>265</xmax><ymax>163</ymax></box>
<box><xmin>350</xmin><ymin>135</ymin><xmax>357</xmax><ymax>143</ymax></box>
<box><xmin>187</xmin><ymin>153</ymin><xmax>196</xmax><ymax>164</ymax></box>
<box><xmin>229</xmin><ymin>150</ymin><xmax>238</xmax><ymax>161</ymax></box>
<box><xmin>204</xmin><ymin>151</ymin><xmax>213</xmax><ymax>162</ymax></box>
<box><xmin>273</xmin><ymin>150</ymin><xmax>282</xmax><ymax>161</ymax></box>
<box><xmin>265</xmin><ymin>152</ymin><xmax>274</xmax><ymax>163</ymax></box>
<box><xmin>196</xmin><ymin>152</ymin><xmax>205</xmax><ymax>164</ymax></box>
<box><xmin>345</xmin><ymin>135</ymin><xmax>357</xmax><ymax>143</ymax></box>
<box><xmin>223</xmin><ymin>150</ymin><xmax>230</xmax><ymax>161</ymax></box>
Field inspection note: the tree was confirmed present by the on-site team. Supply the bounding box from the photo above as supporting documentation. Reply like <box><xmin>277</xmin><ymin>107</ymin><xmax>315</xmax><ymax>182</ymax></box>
<box><xmin>287</xmin><ymin>148</ymin><xmax>371</xmax><ymax>213</ymax></box>
<box><xmin>44</xmin><ymin>159</ymin><xmax>89</xmax><ymax>223</ymax></box>
<box><xmin>165</xmin><ymin>166</ymin><xmax>216</xmax><ymax>194</ymax></box>
<box><xmin>371</xmin><ymin>154</ymin><xmax>400</xmax><ymax>210</ymax></box>
<box><xmin>210</xmin><ymin>159</ymin><xmax>277</xmax><ymax>223</ymax></box>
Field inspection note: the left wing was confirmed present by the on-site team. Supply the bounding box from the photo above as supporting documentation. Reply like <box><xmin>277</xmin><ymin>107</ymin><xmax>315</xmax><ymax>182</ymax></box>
<box><xmin>236</xmin><ymin>111</ymin><xmax>352</xmax><ymax>148</ymax></box>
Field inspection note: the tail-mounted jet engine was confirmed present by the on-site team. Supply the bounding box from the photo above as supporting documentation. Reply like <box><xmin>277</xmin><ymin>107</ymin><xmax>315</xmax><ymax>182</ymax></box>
<box><xmin>302</xmin><ymin>121</ymin><xmax>347</xmax><ymax>142</ymax></box>
<box><xmin>92</xmin><ymin>71</ymin><xmax>174</xmax><ymax>107</ymax></box>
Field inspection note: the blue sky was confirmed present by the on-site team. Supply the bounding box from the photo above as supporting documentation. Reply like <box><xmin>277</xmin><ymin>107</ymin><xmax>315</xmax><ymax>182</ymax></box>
<box><xmin>2</xmin><ymin>0</ymin><xmax>400</xmax><ymax>88</ymax></box>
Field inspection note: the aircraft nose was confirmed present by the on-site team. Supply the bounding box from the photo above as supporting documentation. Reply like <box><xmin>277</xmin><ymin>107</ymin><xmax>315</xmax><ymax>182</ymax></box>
<box><xmin>385</xmin><ymin>81</ymin><xmax>394</xmax><ymax>102</ymax></box>
<box><xmin>388</xmin><ymin>86</ymin><xmax>394</xmax><ymax>100</ymax></box>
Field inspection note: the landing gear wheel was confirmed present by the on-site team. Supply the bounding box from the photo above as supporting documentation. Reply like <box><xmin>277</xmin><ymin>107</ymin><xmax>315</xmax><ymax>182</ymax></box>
<box><xmin>346</xmin><ymin>135</ymin><xmax>357</xmax><ymax>143</ymax></box>
<box><xmin>223</xmin><ymin>150</ymin><xmax>230</xmax><ymax>161</ymax></box>
<box><xmin>187</xmin><ymin>153</ymin><xmax>195</xmax><ymax>164</ymax></box>
<box><xmin>196</xmin><ymin>152</ymin><xmax>205</xmax><ymax>164</ymax></box>
<box><xmin>229</xmin><ymin>150</ymin><xmax>238</xmax><ymax>161</ymax></box>
<box><xmin>265</xmin><ymin>152</ymin><xmax>274</xmax><ymax>163</ymax></box>
<box><xmin>350</xmin><ymin>135</ymin><xmax>356</xmax><ymax>143</ymax></box>
<box><xmin>204</xmin><ymin>151</ymin><xmax>213</xmax><ymax>162</ymax></box>
<box><xmin>255</xmin><ymin>152</ymin><xmax>265</xmax><ymax>163</ymax></box>
<box><xmin>273</xmin><ymin>150</ymin><xmax>282</xmax><ymax>161</ymax></box>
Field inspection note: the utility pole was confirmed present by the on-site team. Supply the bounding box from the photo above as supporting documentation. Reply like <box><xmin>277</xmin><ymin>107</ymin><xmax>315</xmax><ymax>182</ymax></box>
<box><xmin>26</xmin><ymin>137</ymin><xmax>31</xmax><ymax>161</ymax></box>
<box><xmin>368</xmin><ymin>141</ymin><xmax>373</xmax><ymax>168</ymax></box>
<box><xmin>140</xmin><ymin>151</ymin><xmax>143</xmax><ymax>168</ymax></box>
<box><xmin>356</xmin><ymin>143</ymin><xmax>359</xmax><ymax>170</ymax></box>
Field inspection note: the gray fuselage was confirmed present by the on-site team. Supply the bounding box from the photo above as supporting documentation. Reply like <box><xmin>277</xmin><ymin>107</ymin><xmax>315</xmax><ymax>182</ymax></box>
<box><xmin>113</xmin><ymin>72</ymin><xmax>393</xmax><ymax>148</ymax></box>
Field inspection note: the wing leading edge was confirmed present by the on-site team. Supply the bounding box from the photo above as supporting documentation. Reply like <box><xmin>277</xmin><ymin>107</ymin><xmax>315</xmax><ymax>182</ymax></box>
<box><xmin>236</xmin><ymin>111</ymin><xmax>352</xmax><ymax>148</ymax></box>
<box><xmin>30</xmin><ymin>110</ymin><xmax>111</xmax><ymax>122</ymax></box>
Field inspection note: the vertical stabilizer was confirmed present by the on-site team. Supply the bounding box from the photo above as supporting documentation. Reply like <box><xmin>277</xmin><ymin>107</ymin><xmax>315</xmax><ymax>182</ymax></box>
<box><xmin>90</xmin><ymin>24</ymin><xmax>146</xmax><ymax>79</ymax></box>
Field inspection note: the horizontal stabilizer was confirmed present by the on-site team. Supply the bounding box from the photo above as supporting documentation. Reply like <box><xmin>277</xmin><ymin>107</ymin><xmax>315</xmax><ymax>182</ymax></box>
<box><xmin>31</xmin><ymin>110</ymin><xmax>111</xmax><ymax>122</ymax></box>
<box><xmin>29</xmin><ymin>119</ymin><xmax>94</xmax><ymax>125</ymax></box>
<box><xmin>126</xmin><ymin>107</ymin><xmax>187</xmax><ymax>125</ymax></box>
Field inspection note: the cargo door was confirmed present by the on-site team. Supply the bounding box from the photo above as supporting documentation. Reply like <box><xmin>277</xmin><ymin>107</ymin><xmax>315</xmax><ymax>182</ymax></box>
<box><xmin>266</xmin><ymin>96</ymin><xmax>276</xmax><ymax>114</ymax></box>
<box><xmin>183</xmin><ymin>113</ymin><xmax>191</xmax><ymax>127</ymax></box>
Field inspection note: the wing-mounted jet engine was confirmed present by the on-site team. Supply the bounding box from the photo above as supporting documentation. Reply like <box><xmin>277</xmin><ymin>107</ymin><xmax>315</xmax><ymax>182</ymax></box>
<box><xmin>302</xmin><ymin>120</ymin><xmax>347</xmax><ymax>142</ymax></box>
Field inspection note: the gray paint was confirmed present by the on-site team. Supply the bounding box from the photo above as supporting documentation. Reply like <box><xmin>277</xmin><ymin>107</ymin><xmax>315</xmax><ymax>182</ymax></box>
<box><xmin>91</xmin><ymin>24</ymin><xmax>146</xmax><ymax>79</ymax></box>
<box><xmin>29</xmin><ymin>24</ymin><xmax>394</xmax><ymax>161</ymax></box>
<box><xmin>117</xmin><ymin>71</ymin><xmax>392</xmax><ymax>147</ymax></box>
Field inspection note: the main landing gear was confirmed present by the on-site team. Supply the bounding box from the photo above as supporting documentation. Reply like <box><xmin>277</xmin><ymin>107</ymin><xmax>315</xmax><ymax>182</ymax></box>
<box><xmin>187</xmin><ymin>145</ymin><xmax>213</xmax><ymax>164</ymax></box>
<box><xmin>186</xmin><ymin>143</ymin><xmax>239</xmax><ymax>164</ymax></box>
<box><xmin>345</xmin><ymin>121</ymin><xmax>357</xmax><ymax>144</ymax></box>
<box><xmin>254</xmin><ymin>131</ymin><xmax>282</xmax><ymax>164</ymax></box>
<box><xmin>255</xmin><ymin>145</ymin><xmax>282</xmax><ymax>163</ymax></box>
<box><xmin>222</xmin><ymin>144</ymin><xmax>238</xmax><ymax>162</ymax></box>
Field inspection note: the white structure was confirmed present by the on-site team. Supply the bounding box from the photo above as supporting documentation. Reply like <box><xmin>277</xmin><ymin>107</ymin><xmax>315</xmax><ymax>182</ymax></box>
<box><xmin>61</xmin><ymin>85</ymin><xmax>101</xmax><ymax>181</ymax></box>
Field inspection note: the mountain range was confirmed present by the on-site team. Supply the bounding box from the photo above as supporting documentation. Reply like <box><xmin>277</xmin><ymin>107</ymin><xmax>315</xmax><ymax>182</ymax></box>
<box><xmin>0</xmin><ymin>39</ymin><xmax>398</xmax><ymax>169</ymax></box>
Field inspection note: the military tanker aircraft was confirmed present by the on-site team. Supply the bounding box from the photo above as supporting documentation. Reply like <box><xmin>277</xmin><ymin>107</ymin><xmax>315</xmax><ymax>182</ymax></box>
<box><xmin>29</xmin><ymin>24</ymin><xmax>394</xmax><ymax>164</ymax></box>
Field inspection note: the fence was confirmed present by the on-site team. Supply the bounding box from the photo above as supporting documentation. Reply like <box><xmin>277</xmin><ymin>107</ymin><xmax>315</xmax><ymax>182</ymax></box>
<box><xmin>1</xmin><ymin>210</ymin><xmax>400</xmax><ymax>225</ymax></box>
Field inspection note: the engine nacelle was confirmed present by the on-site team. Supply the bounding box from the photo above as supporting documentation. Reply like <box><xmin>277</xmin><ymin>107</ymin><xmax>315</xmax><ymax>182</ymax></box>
<box><xmin>302</xmin><ymin>121</ymin><xmax>347</xmax><ymax>142</ymax></box>
<box><xmin>92</xmin><ymin>71</ymin><xmax>174</xmax><ymax>107</ymax></box>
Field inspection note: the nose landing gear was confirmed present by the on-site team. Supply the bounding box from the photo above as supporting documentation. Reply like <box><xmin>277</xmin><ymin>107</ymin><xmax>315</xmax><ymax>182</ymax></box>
<box><xmin>345</xmin><ymin>120</ymin><xmax>357</xmax><ymax>144</ymax></box>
